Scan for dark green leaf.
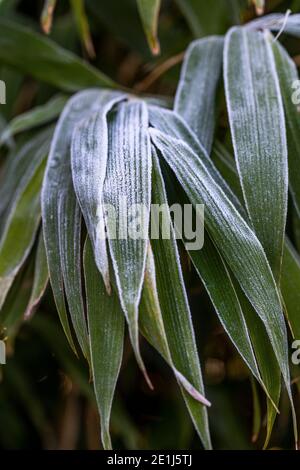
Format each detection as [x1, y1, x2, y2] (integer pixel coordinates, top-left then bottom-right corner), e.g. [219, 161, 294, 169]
[0, 19, 116, 92]
[136, 0, 161, 55]
[84, 237, 124, 450]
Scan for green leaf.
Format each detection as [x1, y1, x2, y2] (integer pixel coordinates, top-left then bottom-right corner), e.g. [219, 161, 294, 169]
[84, 237, 124, 450]
[272, 39, 300, 220]
[71, 91, 125, 293]
[147, 148, 211, 449]
[150, 129, 292, 409]
[0, 19, 116, 92]
[0, 95, 67, 146]
[140, 243, 211, 407]
[148, 106, 245, 217]
[149, 107, 275, 398]
[281, 238, 300, 340]
[250, 376, 262, 443]
[136, 0, 161, 55]
[0, 129, 53, 224]
[232, 279, 281, 448]
[57, 188, 89, 359]
[224, 27, 288, 283]
[70, 0, 95, 57]
[25, 229, 49, 319]
[174, 36, 224, 154]
[103, 100, 152, 387]
[41, 0, 57, 34]
[42, 90, 106, 355]
[174, 0, 239, 38]
[0, 143, 48, 310]
[208, 139, 286, 447]
[0, 257, 34, 337]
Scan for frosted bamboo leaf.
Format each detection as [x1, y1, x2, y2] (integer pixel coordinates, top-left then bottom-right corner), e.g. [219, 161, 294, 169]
[150, 128, 292, 410]
[71, 91, 126, 293]
[174, 36, 223, 154]
[103, 100, 152, 386]
[42, 89, 108, 355]
[224, 28, 288, 283]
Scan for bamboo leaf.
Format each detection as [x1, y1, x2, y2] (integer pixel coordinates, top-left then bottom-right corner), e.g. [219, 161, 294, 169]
[25, 229, 49, 319]
[42, 90, 106, 354]
[0, 141, 49, 310]
[207, 139, 287, 447]
[0, 95, 67, 147]
[140, 243, 211, 407]
[224, 27, 288, 283]
[174, 36, 223, 154]
[136, 0, 161, 55]
[148, 107, 277, 399]
[272, 39, 300, 220]
[103, 100, 152, 387]
[70, 0, 95, 58]
[71, 91, 126, 293]
[41, 0, 57, 34]
[0, 259, 34, 336]
[150, 129, 292, 412]
[0, 19, 116, 92]
[149, 106, 246, 217]
[0, 129, 53, 223]
[57, 187, 89, 359]
[84, 237, 124, 450]
[147, 148, 211, 449]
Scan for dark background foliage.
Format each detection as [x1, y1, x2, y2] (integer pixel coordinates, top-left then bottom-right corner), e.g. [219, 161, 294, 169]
[0, 0, 300, 450]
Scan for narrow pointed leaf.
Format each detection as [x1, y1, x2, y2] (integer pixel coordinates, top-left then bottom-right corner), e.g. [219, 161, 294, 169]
[103, 100, 152, 386]
[57, 188, 89, 359]
[70, 0, 95, 58]
[205, 139, 288, 445]
[158, 144, 277, 406]
[0, 19, 116, 92]
[150, 129, 292, 408]
[0, 129, 53, 221]
[25, 229, 49, 319]
[0, 95, 67, 146]
[224, 27, 288, 283]
[71, 91, 126, 293]
[146, 149, 211, 449]
[42, 90, 106, 354]
[174, 37, 223, 153]
[140, 244, 211, 407]
[235, 284, 281, 448]
[0, 142, 49, 310]
[84, 237, 124, 450]
[136, 0, 161, 55]
[41, 0, 57, 34]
